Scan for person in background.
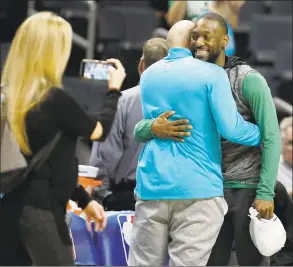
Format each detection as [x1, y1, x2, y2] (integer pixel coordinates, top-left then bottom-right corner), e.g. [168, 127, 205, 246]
[209, 0, 245, 30]
[167, 1, 211, 26]
[277, 116, 292, 198]
[129, 19, 262, 266]
[167, 0, 245, 28]
[134, 13, 281, 266]
[148, 0, 169, 29]
[89, 38, 169, 211]
[0, 11, 125, 266]
[206, 0, 246, 56]
[167, 0, 246, 56]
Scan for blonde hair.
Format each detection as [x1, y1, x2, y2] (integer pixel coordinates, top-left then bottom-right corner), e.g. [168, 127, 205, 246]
[1, 11, 73, 155]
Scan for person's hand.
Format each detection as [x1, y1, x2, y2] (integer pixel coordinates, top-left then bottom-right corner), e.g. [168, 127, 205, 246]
[106, 58, 126, 91]
[83, 200, 107, 232]
[253, 199, 274, 220]
[151, 111, 192, 142]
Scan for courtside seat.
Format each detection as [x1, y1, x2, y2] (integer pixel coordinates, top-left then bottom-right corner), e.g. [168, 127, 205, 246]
[93, 211, 134, 266]
[93, 211, 169, 266]
[70, 212, 99, 266]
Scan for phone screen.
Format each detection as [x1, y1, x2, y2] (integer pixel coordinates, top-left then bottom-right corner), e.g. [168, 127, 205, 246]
[80, 60, 113, 80]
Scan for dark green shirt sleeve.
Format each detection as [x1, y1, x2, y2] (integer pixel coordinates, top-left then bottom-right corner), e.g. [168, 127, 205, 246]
[242, 72, 281, 201]
[134, 119, 155, 143]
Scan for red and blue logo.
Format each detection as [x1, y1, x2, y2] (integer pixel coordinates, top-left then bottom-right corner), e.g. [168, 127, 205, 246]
[117, 214, 135, 264]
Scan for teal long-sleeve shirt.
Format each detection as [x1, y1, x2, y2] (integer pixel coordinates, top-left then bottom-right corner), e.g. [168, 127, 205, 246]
[135, 48, 261, 200]
[134, 71, 281, 201]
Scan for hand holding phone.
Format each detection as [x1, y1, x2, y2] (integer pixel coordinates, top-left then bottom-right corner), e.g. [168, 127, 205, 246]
[80, 59, 114, 81]
[106, 58, 126, 91]
[80, 58, 126, 91]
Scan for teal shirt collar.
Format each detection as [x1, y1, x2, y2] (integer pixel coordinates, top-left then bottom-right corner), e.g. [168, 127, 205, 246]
[165, 48, 193, 60]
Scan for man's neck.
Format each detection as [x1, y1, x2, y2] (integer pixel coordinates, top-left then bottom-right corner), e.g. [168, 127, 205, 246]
[215, 54, 226, 68]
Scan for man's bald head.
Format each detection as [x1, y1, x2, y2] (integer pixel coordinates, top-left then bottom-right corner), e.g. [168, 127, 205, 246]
[167, 20, 195, 49]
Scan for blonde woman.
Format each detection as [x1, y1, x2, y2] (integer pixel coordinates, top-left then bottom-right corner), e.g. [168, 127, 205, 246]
[0, 11, 125, 265]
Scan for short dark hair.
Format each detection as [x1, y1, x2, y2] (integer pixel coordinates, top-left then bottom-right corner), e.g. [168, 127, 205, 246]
[197, 12, 228, 35]
[143, 38, 169, 68]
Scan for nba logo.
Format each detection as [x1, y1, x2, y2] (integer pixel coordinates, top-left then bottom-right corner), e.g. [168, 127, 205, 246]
[118, 214, 134, 264]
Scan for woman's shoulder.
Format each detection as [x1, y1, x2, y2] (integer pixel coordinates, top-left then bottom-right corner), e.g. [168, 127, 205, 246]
[35, 87, 78, 116]
[45, 87, 71, 100]
[42, 87, 77, 107]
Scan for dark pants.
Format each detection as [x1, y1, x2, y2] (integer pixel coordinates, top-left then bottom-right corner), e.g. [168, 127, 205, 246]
[207, 188, 269, 266]
[103, 180, 136, 211]
[0, 197, 73, 266]
[270, 181, 293, 266]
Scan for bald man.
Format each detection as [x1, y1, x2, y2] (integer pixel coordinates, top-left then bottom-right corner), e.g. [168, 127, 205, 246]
[128, 21, 261, 266]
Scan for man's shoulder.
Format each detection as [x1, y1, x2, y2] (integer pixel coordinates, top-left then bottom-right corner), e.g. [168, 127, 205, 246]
[228, 63, 260, 78]
[227, 63, 266, 85]
[240, 67, 268, 90]
[121, 85, 140, 99]
[119, 86, 141, 106]
[118, 86, 142, 127]
[178, 57, 223, 74]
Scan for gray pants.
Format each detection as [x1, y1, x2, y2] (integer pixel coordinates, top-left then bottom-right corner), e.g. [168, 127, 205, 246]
[128, 197, 228, 266]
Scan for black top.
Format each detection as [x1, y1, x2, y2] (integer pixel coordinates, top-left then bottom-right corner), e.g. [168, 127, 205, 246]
[18, 88, 121, 211]
[272, 181, 293, 266]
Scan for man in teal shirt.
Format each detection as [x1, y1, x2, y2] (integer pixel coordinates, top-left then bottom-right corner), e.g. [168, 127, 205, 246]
[134, 13, 281, 266]
[128, 19, 261, 266]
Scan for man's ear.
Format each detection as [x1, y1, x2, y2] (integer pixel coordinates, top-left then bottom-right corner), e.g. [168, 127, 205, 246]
[222, 35, 229, 50]
[138, 57, 144, 76]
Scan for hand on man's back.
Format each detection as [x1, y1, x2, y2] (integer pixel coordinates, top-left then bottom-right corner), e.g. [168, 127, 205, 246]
[151, 111, 192, 142]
